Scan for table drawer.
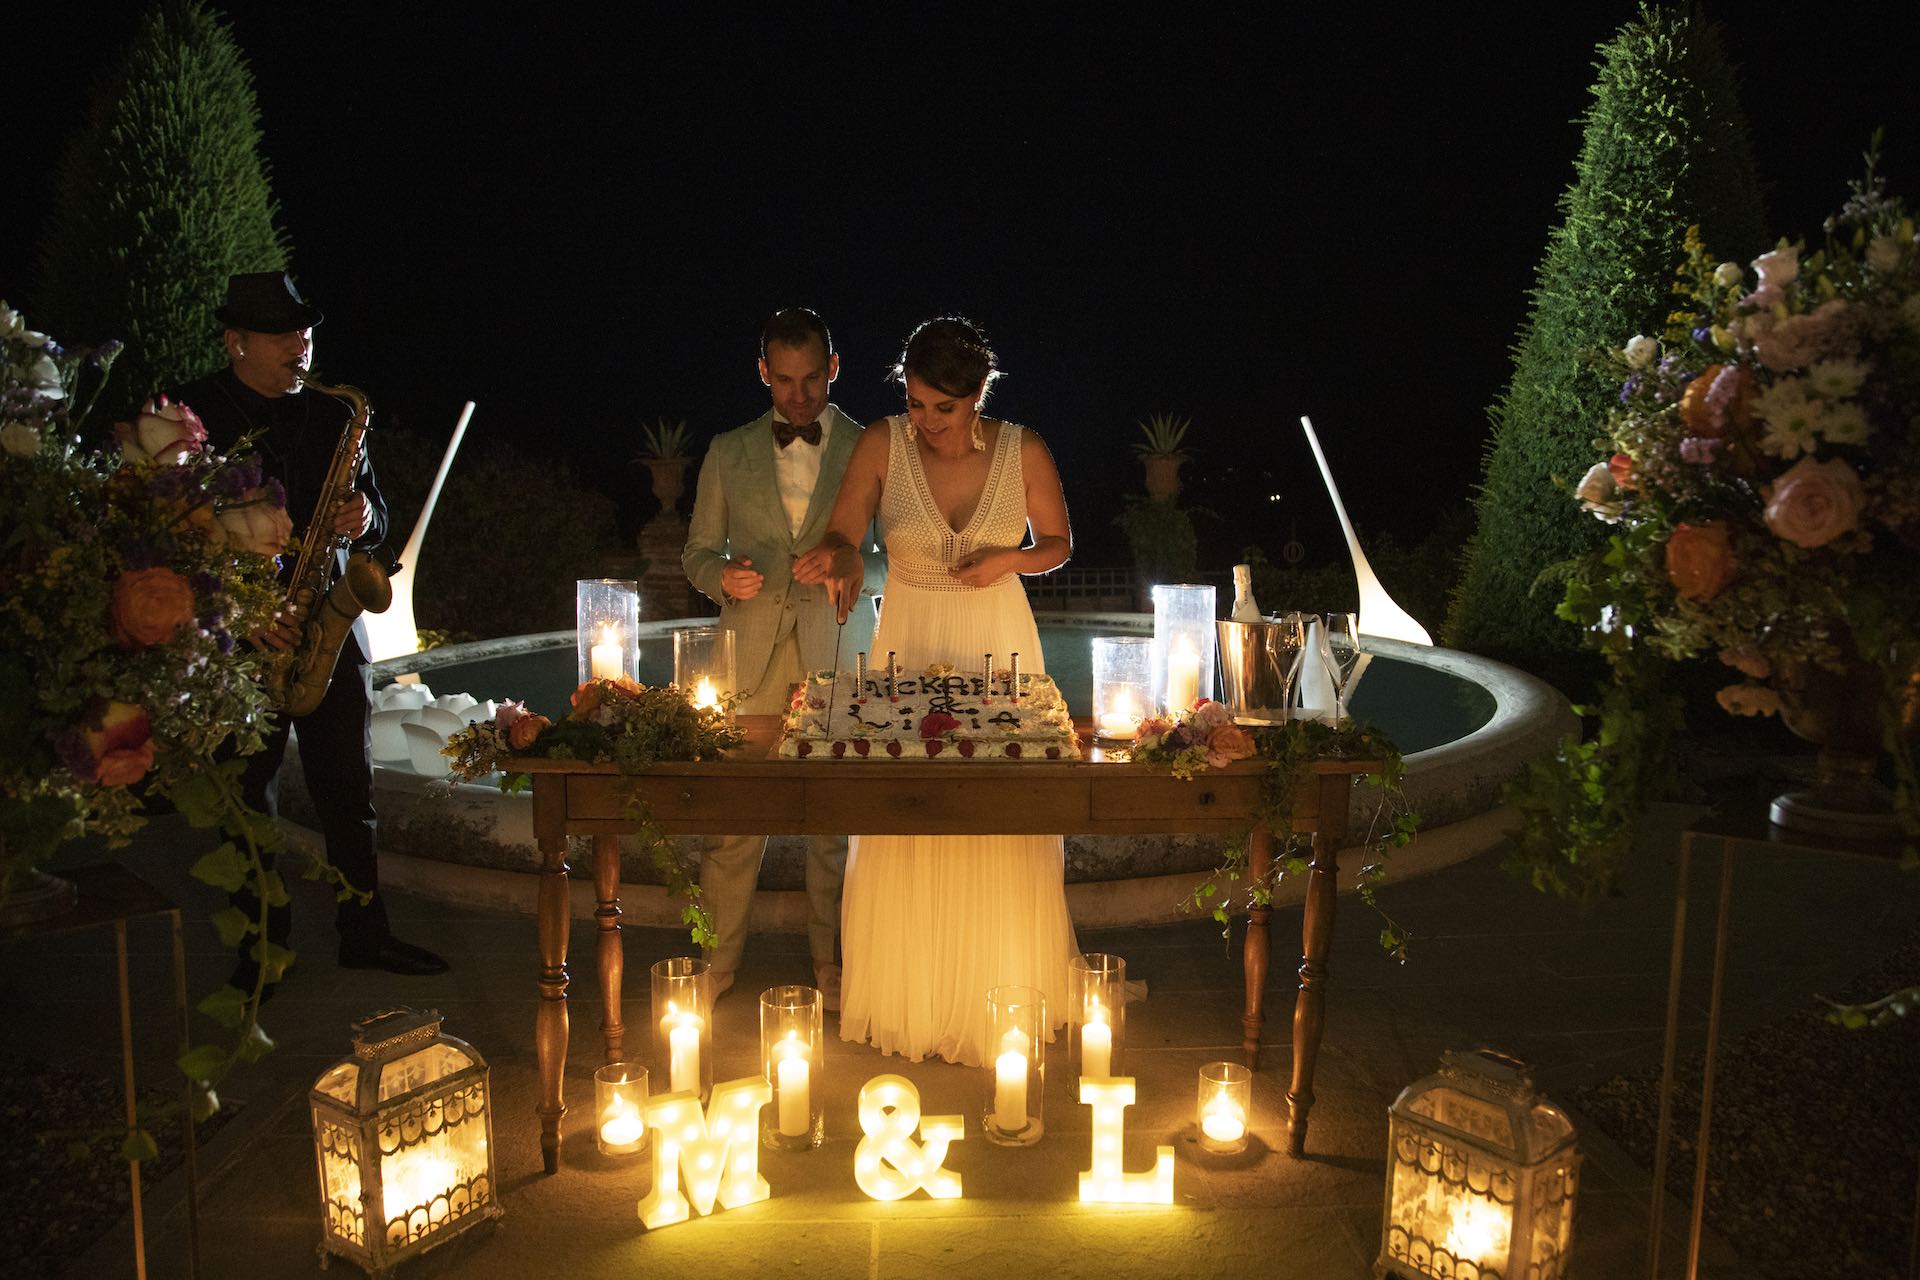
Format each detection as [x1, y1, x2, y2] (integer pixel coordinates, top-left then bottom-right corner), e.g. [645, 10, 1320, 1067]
[1088, 773, 1261, 823]
[813, 778, 1092, 834]
[567, 775, 805, 824]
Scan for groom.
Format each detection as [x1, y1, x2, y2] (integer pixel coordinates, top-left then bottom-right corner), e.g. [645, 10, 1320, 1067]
[682, 307, 884, 1007]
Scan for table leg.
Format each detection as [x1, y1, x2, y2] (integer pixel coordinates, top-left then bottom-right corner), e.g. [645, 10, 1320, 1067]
[594, 835, 626, 1064]
[1241, 825, 1273, 1068]
[1287, 773, 1346, 1158]
[535, 796, 572, 1174]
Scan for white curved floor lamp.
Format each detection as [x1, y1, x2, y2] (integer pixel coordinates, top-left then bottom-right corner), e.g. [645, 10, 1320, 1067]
[1299, 414, 1433, 646]
[363, 400, 475, 662]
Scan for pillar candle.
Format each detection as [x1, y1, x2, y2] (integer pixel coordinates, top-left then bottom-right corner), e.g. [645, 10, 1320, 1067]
[1200, 1092, 1245, 1144]
[601, 1098, 645, 1148]
[1097, 688, 1141, 740]
[776, 1035, 811, 1138]
[590, 623, 623, 681]
[1165, 642, 1200, 713]
[668, 1011, 701, 1095]
[993, 1028, 1029, 1131]
[1082, 1001, 1113, 1078]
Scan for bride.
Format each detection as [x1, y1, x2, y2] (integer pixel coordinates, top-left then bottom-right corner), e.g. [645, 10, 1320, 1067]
[801, 316, 1077, 1067]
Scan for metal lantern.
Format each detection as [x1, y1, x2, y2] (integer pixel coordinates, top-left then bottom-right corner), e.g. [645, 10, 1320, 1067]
[673, 625, 737, 718]
[310, 1008, 501, 1278]
[576, 578, 639, 686]
[1376, 1050, 1580, 1280]
[1151, 583, 1216, 713]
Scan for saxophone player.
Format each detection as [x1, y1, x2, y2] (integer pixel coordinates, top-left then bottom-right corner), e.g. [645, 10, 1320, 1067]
[172, 272, 448, 991]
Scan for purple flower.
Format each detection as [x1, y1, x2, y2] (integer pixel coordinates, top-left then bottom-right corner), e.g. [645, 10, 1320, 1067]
[90, 339, 124, 367]
[1692, 326, 1712, 345]
[213, 629, 235, 655]
[146, 467, 196, 500]
[263, 477, 286, 508]
[210, 457, 263, 501]
[1619, 375, 1643, 404]
[1679, 437, 1721, 464]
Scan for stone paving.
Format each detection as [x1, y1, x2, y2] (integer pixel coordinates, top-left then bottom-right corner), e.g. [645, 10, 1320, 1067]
[11, 802, 1918, 1279]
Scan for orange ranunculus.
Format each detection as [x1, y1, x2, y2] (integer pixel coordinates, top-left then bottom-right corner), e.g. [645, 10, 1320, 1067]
[507, 713, 552, 751]
[1665, 521, 1737, 601]
[84, 702, 156, 786]
[1205, 724, 1257, 768]
[1607, 452, 1634, 490]
[1678, 364, 1752, 438]
[110, 566, 197, 648]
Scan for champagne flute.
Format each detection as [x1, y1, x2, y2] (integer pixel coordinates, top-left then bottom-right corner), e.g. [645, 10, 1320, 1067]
[1322, 612, 1362, 722]
[1270, 611, 1308, 720]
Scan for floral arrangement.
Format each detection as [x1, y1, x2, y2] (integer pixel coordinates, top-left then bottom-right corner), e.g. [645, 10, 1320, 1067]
[1515, 149, 1920, 898]
[442, 677, 745, 947]
[1133, 699, 1418, 958]
[1, 301, 309, 1136]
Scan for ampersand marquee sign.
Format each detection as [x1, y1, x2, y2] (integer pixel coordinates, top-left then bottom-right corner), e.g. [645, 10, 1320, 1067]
[853, 1074, 965, 1201]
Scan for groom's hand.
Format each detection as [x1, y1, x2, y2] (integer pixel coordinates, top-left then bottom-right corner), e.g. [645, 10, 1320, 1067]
[721, 557, 764, 601]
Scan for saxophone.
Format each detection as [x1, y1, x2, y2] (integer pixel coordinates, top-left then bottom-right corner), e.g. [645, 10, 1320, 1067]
[261, 371, 393, 717]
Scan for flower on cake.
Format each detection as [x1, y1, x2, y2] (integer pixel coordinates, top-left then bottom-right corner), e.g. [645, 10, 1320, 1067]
[918, 711, 960, 739]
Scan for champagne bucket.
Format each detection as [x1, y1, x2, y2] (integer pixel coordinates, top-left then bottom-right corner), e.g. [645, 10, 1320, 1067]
[1216, 617, 1305, 726]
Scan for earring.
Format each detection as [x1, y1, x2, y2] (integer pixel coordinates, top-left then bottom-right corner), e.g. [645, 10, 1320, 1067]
[969, 413, 985, 452]
[904, 417, 916, 444]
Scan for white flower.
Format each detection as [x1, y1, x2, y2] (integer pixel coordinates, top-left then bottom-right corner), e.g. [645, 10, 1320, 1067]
[25, 354, 63, 398]
[1866, 235, 1904, 273]
[1, 421, 41, 457]
[1805, 359, 1868, 399]
[1816, 401, 1870, 446]
[1751, 378, 1819, 459]
[0, 303, 22, 339]
[1714, 261, 1745, 288]
[1623, 335, 1659, 369]
[1574, 462, 1622, 522]
[19, 329, 50, 348]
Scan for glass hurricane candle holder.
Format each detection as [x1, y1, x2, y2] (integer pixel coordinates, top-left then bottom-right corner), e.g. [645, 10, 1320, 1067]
[1151, 583, 1216, 713]
[650, 957, 713, 1102]
[673, 625, 737, 719]
[983, 985, 1045, 1146]
[577, 578, 639, 686]
[595, 1063, 649, 1157]
[760, 985, 825, 1150]
[1197, 1061, 1251, 1155]
[1067, 953, 1125, 1078]
[1091, 637, 1153, 741]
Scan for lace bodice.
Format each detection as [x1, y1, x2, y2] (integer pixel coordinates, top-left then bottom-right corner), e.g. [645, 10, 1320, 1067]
[878, 415, 1028, 591]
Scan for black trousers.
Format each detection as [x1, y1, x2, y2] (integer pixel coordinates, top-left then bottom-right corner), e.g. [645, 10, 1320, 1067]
[232, 629, 389, 957]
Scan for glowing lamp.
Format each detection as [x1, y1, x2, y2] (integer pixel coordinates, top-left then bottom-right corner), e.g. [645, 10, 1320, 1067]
[1196, 1061, 1250, 1155]
[636, 1077, 772, 1229]
[1377, 1050, 1581, 1280]
[673, 625, 736, 721]
[595, 1063, 648, 1157]
[1077, 1076, 1174, 1205]
[853, 1074, 964, 1201]
[1151, 584, 1216, 713]
[309, 1008, 500, 1276]
[983, 986, 1045, 1146]
[576, 578, 639, 685]
[1091, 636, 1152, 741]
[1068, 953, 1125, 1079]
[651, 957, 713, 1102]
[760, 985, 824, 1150]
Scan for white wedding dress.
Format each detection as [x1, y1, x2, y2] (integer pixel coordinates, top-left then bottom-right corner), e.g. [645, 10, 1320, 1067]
[839, 416, 1078, 1067]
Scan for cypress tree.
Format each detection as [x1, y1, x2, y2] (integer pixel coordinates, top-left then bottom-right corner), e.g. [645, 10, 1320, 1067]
[1444, 5, 1764, 680]
[33, 0, 288, 416]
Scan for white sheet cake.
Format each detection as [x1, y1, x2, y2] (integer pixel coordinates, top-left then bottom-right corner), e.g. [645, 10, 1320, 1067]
[778, 668, 1082, 760]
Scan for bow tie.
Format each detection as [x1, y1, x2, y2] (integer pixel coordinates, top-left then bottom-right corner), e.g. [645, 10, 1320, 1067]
[774, 419, 822, 449]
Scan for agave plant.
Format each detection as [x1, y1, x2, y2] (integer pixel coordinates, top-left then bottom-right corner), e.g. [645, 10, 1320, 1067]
[632, 417, 692, 461]
[1132, 413, 1192, 459]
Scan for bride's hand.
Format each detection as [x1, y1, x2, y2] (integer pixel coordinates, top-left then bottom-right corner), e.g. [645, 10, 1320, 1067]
[950, 547, 1016, 588]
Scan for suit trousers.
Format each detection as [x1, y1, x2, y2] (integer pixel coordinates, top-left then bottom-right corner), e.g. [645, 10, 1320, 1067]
[231, 634, 389, 960]
[701, 627, 846, 972]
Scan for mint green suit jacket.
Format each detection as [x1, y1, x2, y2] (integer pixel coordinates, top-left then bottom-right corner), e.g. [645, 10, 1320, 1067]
[681, 406, 885, 701]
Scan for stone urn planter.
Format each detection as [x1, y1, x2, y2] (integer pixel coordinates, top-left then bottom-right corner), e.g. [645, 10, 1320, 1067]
[1772, 652, 1920, 845]
[1142, 454, 1184, 500]
[641, 455, 689, 511]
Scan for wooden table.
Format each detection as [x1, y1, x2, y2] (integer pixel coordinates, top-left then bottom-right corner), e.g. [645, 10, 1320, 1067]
[512, 715, 1378, 1172]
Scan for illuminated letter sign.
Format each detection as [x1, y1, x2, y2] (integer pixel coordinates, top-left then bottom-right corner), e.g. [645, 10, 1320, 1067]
[637, 1076, 773, 1229]
[1078, 1077, 1174, 1204]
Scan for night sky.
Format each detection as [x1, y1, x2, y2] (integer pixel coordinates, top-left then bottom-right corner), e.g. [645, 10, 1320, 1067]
[10, 3, 1917, 563]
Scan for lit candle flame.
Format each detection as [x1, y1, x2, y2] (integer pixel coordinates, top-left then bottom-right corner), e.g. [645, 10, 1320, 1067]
[693, 676, 719, 709]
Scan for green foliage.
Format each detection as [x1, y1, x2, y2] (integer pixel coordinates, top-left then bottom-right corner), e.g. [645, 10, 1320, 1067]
[1132, 413, 1192, 459]
[375, 427, 619, 638]
[34, 0, 289, 416]
[1115, 497, 1197, 586]
[1446, 3, 1764, 673]
[633, 418, 692, 460]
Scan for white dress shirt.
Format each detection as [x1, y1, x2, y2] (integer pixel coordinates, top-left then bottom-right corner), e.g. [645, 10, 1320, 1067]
[771, 412, 832, 538]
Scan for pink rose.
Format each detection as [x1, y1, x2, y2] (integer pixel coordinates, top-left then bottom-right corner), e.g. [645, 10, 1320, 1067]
[1191, 699, 1233, 732]
[110, 566, 196, 648]
[1763, 456, 1864, 549]
[1664, 522, 1736, 602]
[1718, 647, 1772, 680]
[216, 489, 294, 556]
[495, 699, 530, 733]
[507, 713, 551, 751]
[1744, 245, 1800, 310]
[1204, 724, 1256, 768]
[113, 396, 207, 465]
[1749, 300, 1848, 372]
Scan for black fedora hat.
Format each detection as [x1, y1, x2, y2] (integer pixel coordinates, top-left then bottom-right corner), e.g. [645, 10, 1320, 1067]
[215, 271, 324, 332]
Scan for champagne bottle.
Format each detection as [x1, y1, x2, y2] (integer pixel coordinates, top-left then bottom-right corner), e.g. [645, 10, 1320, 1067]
[1229, 564, 1262, 624]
